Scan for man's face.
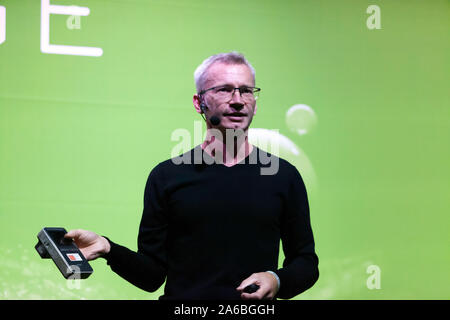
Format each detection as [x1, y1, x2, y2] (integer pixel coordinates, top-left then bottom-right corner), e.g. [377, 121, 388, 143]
[196, 63, 257, 132]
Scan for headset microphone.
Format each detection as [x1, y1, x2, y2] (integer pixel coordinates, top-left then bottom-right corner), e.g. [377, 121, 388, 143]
[200, 102, 221, 126]
[200, 102, 207, 114]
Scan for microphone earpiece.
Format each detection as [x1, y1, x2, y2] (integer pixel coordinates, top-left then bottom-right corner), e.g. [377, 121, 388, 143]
[199, 101, 221, 126]
[200, 102, 207, 114]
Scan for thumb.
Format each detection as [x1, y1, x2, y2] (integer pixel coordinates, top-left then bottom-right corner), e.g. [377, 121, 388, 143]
[65, 229, 83, 239]
[237, 278, 256, 291]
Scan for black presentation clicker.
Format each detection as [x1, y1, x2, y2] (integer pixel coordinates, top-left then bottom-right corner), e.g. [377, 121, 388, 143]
[35, 227, 93, 279]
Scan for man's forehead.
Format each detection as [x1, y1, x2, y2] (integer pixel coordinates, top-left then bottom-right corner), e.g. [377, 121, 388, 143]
[204, 63, 254, 86]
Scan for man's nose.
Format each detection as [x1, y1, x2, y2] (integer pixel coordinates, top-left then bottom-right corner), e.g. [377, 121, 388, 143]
[229, 89, 244, 107]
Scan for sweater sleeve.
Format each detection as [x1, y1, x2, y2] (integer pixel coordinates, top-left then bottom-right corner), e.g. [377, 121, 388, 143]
[102, 165, 168, 292]
[275, 165, 319, 299]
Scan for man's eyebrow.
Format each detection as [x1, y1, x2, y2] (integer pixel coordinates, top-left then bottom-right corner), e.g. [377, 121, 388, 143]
[217, 83, 253, 88]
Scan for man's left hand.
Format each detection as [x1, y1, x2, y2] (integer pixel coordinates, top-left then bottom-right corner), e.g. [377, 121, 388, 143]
[236, 272, 279, 300]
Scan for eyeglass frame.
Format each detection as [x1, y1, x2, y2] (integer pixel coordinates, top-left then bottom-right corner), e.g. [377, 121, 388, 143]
[198, 85, 261, 101]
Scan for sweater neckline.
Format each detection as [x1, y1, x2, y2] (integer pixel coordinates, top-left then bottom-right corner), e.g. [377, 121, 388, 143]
[197, 144, 257, 168]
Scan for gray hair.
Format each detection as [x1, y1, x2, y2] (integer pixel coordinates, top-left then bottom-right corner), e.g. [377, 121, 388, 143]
[194, 52, 256, 93]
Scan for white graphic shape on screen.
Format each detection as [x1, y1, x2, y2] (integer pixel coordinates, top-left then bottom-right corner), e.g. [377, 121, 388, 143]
[249, 104, 318, 197]
[286, 104, 317, 136]
[67, 14, 81, 30]
[366, 264, 381, 289]
[40, 0, 103, 56]
[366, 5, 381, 30]
[0, 6, 5, 45]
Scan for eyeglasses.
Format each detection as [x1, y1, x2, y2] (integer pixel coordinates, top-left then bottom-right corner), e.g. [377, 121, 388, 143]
[199, 85, 261, 102]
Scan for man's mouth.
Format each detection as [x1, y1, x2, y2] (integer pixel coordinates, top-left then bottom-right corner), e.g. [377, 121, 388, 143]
[223, 112, 247, 122]
[223, 112, 246, 117]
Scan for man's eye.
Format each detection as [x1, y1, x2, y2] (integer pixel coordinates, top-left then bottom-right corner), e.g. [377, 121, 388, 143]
[220, 86, 234, 92]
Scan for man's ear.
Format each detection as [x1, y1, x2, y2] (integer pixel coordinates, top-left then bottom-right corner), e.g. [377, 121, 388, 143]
[193, 94, 203, 114]
[253, 103, 257, 116]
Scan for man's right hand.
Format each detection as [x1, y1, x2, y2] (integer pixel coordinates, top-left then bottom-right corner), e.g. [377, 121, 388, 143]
[64, 229, 111, 261]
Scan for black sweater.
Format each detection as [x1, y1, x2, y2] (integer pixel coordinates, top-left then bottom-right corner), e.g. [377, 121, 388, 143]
[103, 146, 319, 300]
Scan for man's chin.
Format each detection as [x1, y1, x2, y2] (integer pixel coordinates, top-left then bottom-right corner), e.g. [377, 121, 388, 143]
[219, 126, 250, 138]
[220, 123, 248, 132]
[221, 118, 252, 131]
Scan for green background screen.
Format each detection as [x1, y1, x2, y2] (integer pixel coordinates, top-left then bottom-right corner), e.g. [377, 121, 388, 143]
[0, 0, 449, 299]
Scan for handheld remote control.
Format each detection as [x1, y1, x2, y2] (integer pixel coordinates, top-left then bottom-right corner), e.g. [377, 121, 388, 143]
[243, 283, 260, 294]
[35, 227, 93, 279]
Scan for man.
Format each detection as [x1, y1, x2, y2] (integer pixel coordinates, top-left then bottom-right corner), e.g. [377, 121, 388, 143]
[66, 52, 319, 300]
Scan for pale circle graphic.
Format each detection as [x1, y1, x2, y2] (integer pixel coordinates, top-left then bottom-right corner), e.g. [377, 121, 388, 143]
[249, 103, 318, 197]
[248, 128, 318, 197]
[286, 104, 317, 136]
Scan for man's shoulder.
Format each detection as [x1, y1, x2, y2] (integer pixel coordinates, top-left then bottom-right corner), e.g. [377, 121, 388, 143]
[149, 147, 199, 175]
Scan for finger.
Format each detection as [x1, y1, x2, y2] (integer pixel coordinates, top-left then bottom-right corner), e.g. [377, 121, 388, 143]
[78, 247, 89, 258]
[236, 278, 256, 292]
[79, 247, 95, 261]
[242, 282, 273, 300]
[240, 288, 266, 300]
[240, 292, 257, 300]
[65, 229, 84, 239]
[262, 290, 275, 300]
[236, 274, 259, 291]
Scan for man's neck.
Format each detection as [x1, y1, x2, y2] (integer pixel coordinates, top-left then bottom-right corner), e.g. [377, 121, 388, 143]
[201, 129, 253, 167]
